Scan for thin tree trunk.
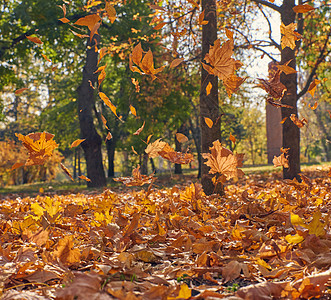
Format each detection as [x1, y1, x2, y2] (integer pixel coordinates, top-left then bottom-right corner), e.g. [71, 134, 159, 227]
[141, 152, 148, 175]
[77, 33, 106, 188]
[280, 0, 300, 180]
[106, 137, 116, 177]
[73, 148, 77, 179]
[174, 124, 184, 174]
[200, 0, 222, 195]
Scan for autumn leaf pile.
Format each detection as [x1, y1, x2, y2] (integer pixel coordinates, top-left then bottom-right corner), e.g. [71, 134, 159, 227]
[1, 169, 330, 300]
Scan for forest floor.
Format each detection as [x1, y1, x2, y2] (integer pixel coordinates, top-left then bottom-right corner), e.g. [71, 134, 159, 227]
[0, 163, 330, 299]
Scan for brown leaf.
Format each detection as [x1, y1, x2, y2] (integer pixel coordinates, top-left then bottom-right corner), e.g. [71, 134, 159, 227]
[60, 163, 74, 181]
[133, 121, 145, 135]
[257, 70, 287, 99]
[105, 2, 116, 23]
[106, 132, 112, 141]
[273, 153, 289, 168]
[170, 58, 183, 68]
[224, 74, 246, 97]
[113, 165, 155, 187]
[229, 133, 236, 145]
[74, 14, 101, 31]
[308, 79, 321, 97]
[26, 35, 43, 44]
[15, 87, 29, 95]
[202, 140, 244, 181]
[236, 281, 287, 300]
[70, 139, 86, 148]
[53, 236, 81, 266]
[203, 39, 242, 81]
[198, 10, 209, 25]
[159, 144, 194, 164]
[293, 4, 315, 13]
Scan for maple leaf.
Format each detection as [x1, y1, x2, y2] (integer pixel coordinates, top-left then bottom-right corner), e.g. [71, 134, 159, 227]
[53, 236, 81, 266]
[224, 74, 246, 97]
[129, 43, 165, 80]
[15, 132, 58, 166]
[113, 165, 155, 186]
[280, 22, 302, 50]
[74, 14, 101, 31]
[203, 39, 242, 81]
[105, 2, 116, 23]
[257, 70, 287, 99]
[273, 153, 289, 168]
[145, 138, 167, 158]
[202, 140, 244, 181]
[158, 144, 194, 164]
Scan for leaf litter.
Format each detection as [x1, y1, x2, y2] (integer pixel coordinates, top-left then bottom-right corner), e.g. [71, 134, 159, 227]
[0, 167, 330, 299]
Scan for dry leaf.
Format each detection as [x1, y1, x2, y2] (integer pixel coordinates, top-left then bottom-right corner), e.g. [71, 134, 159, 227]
[159, 144, 194, 164]
[99, 92, 118, 117]
[308, 101, 318, 110]
[74, 14, 101, 31]
[257, 70, 287, 99]
[59, 17, 70, 23]
[308, 79, 321, 97]
[170, 58, 183, 68]
[198, 10, 209, 25]
[280, 22, 302, 50]
[78, 175, 91, 182]
[106, 132, 112, 140]
[70, 139, 86, 148]
[26, 35, 43, 44]
[134, 121, 145, 135]
[224, 74, 246, 97]
[273, 153, 289, 168]
[105, 2, 116, 23]
[206, 82, 212, 96]
[176, 133, 188, 143]
[145, 138, 167, 158]
[293, 4, 315, 13]
[60, 163, 74, 181]
[290, 114, 308, 128]
[229, 133, 236, 145]
[15, 87, 29, 95]
[114, 165, 155, 186]
[130, 105, 137, 117]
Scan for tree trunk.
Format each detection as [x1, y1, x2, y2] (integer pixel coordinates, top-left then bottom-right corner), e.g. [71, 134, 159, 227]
[280, 0, 301, 180]
[174, 124, 184, 174]
[106, 137, 116, 177]
[77, 33, 106, 188]
[188, 117, 202, 178]
[200, 0, 222, 195]
[141, 152, 148, 175]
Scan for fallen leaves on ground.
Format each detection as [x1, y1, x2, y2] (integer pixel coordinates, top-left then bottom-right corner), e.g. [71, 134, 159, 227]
[0, 168, 330, 299]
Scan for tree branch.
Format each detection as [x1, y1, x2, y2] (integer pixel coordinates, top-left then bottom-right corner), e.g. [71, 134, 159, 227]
[298, 32, 331, 99]
[251, 0, 281, 13]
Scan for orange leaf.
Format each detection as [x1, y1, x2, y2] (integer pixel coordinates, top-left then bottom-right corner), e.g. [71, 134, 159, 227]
[280, 117, 288, 124]
[106, 132, 112, 141]
[15, 87, 29, 95]
[70, 139, 86, 148]
[293, 4, 315, 13]
[224, 74, 246, 97]
[280, 22, 302, 50]
[114, 165, 155, 186]
[225, 28, 234, 39]
[131, 146, 138, 155]
[74, 14, 101, 31]
[26, 35, 43, 44]
[59, 17, 70, 23]
[229, 133, 236, 145]
[308, 101, 318, 110]
[105, 2, 116, 23]
[198, 10, 209, 25]
[176, 133, 188, 143]
[11, 162, 25, 170]
[204, 117, 213, 128]
[206, 82, 212, 96]
[78, 175, 91, 182]
[308, 79, 321, 97]
[290, 114, 308, 128]
[42, 54, 52, 62]
[145, 139, 167, 158]
[130, 105, 137, 117]
[276, 64, 297, 75]
[101, 114, 109, 129]
[53, 236, 81, 266]
[153, 22, 167, 30]
[159, 144, 194, 164]
[60, 163, 74, 181]
[273, 153, 289, 168]
[99, 92, 118, 117]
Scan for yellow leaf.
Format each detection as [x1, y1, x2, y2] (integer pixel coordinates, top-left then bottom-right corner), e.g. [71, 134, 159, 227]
[307, 211, 325, 237]
[290, 212, 306, 227]
[168, 283, 191, 299]
[53, 236, 81, 266]
[131, 146, 138, 155]
[285, 233, 304, 244]
[74, 14, 101, 31]
[130, 105, 137, 117]
[70, 139, 86, 148]
[204, 117, 213, 128]
[145, 139, 167, 158]
[78, 175, 91, 182]
[206, 82, 212, 95]
[308, 79, 321, 97]
[31, 203, 45, 219]
[99, 92, 118, 117]
[280, 22, 302, 50]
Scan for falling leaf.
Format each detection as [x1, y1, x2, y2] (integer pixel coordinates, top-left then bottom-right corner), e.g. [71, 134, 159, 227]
[74, 14, 101, 31]
[290, 114, 308, 128]
[280, 22, 302, 50]
[114, 165, 155, 186]
[204, 117, 213, 128]
[153, 22, 167, 30]
[78, 175, 91, 182]
[280, 117, 288, 124]
[145, 139, 167, 158]
[158, 144, 194, 164]
[225, 28, 234, 39]
[293, 4, 315, 13]
[106, 132, 112, 140]
[53, 236, 81, 266]
[11, 162, 25, 170]
[203, 39, 242, 81]
[176, 133, 188, 143]
[89, 21, 100, 42]
[202, 140, 244, 182]
[105, 2, 116, 23]
[16, 132, 58, 166]
[71, 30, 89, 39]
[229, 133, 236, 145]
[99, 92, 118, 117]
[257, 70, 287, 99]
[170, 58, 183, 68]
[134, 121, 145, 135]
[59, 17, 70, 23]
[206, 82, 212, 95]
[60, 163, 74, 181]
[130, 105, 137, 117]
[131, 146, 138, 155]
[26, 35, 43, 44]
[224, 74, 246, 97]
[42, 54, 52, 62]
[273, 153, 289, 168]
[198, 10, 209, 25]
[101, 114, 109, 129]
[131, 78, 140, 92]
[276, 64, 297, 75]
[70, 139, 86, 148]
[308, 79, 321, 97]
[308, 101, 318, 110]
[15, 87, 29, 95]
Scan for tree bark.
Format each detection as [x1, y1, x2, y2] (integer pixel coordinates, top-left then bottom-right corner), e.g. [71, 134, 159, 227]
[174, 124, 184, 174]
[200, 0, 222, 195]
[77, 33, 106, 188]
[106, 137, 116, 177]
[280, 0, 301, 180]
